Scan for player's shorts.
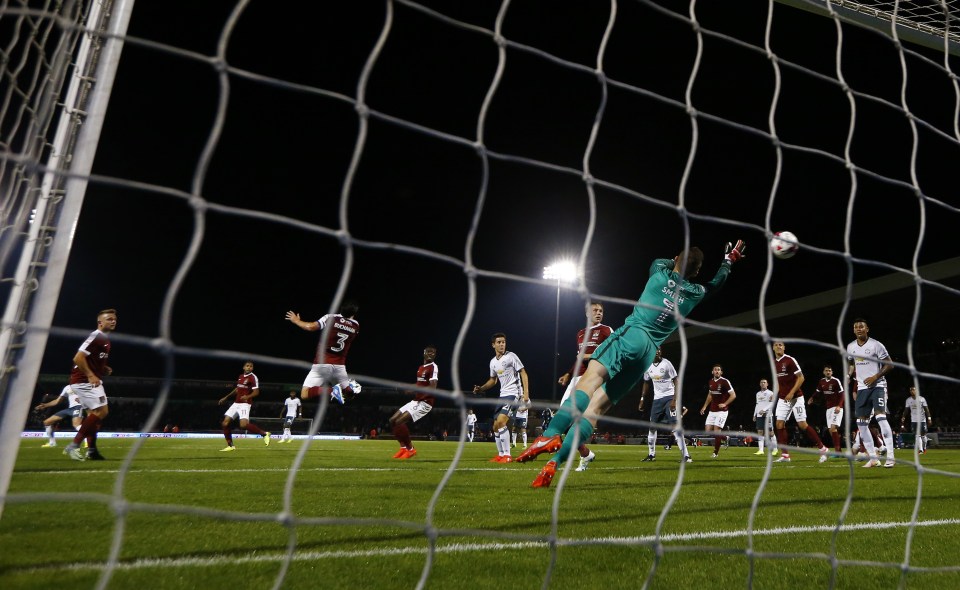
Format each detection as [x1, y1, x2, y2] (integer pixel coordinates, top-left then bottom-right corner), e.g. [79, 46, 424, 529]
[774, 395, 808, 423]
[754, 413, 771, 433]
[70, 382, 108, 411]
[493, 395, 518, 421]
[398, 400, 433, 422]
[302, 363, 349, 389]
[906, 420, 928, 435]
[705, 410, 728, 428]
[591, 325, 658, 405]
[650, 396, 677, 425]
[283, 415, 296, 428]
[854, 385, 887, 417]
[224, 402, 252, 421]
[53, 405, 83, 421]
[825, 407, 844, 428]
[514, 416, 528, 429]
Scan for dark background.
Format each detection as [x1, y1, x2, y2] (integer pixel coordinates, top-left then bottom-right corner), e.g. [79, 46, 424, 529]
[35, 0, 960, 432]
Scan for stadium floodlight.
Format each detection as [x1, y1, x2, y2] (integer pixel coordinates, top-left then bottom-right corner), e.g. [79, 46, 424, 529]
[543, 260, 578, 400]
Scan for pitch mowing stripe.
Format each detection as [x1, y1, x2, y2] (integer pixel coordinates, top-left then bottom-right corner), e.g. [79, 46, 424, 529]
[14, 518, 960, 574]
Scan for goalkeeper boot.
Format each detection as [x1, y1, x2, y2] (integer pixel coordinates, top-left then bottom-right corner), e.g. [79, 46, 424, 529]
[515, 435, 562, 463]
[575, 450, 595, 472]
[531, 461, 557, 488]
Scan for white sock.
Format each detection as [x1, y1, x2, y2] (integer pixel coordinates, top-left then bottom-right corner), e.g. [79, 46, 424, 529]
[498, 428, 511, 455]
[876, 417, 894, 458]
[511, 432, 517, 445]
[648, 430, 657, 455]
[857, 422, 876, 456]
[758, 437, 765, 452]
[522, 431, 527, 445]
[674, 431, 688, 455]
[45, 425, 54, 443]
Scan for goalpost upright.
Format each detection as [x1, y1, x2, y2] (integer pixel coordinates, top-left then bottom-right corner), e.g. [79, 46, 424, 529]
[0, 0, 135, 518]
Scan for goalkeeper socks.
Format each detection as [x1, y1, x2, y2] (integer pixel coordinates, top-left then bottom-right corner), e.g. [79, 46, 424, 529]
[544, 390, 590, 438]
[553, 418, 594, 467]
[223, 425, 233, 445]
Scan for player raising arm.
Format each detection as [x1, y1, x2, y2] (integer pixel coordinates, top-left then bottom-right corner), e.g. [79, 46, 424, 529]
[517, 241, 745, 488]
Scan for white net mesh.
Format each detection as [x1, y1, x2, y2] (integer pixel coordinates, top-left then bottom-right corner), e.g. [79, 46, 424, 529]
[3, 0, 960, 588]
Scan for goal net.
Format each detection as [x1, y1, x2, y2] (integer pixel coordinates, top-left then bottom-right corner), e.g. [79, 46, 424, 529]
[2, 0, 959, 588]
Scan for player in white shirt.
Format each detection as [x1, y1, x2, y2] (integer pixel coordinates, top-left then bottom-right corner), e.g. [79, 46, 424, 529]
[638, 349, 691, 463]
[279, 390, 302, 443]
[847, 318, 895, 468]
[752, 379, 776, 455]
[901, 386, 932, 453]
[512, 400, 530, 448]
[466, 409, 478, 442]
[34, 385, 84, 447]
[473, 333, 530, 462]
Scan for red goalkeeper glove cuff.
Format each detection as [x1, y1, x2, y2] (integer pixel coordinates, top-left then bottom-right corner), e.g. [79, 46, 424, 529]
[724, 239, 746, 264]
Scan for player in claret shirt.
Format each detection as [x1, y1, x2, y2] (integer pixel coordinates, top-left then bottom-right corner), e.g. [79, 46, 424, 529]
[810, 364, 845, 455]
[389, 345, 439, 460]
[63, 308, 118, 462]
[218, 361, 271, 451]
[771, 341, 829, 464]
[286, 300, 360, 404]
[699, 364, 736, 458]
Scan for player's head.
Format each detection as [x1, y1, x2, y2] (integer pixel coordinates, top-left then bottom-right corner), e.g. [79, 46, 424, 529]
[423, 345, 437, 362]
[491, 333, 507, 354]
[909, 386, 917, 397]
[759, 378, 768, 389]
[654, 347, 662, 362]
[289, 389, 297, 398]
[242, 361, 254, 374]
[711, 364, 722, 377]
[97, 308, 118, 332]
[340, 300, 359, 318]
[674, 247, 704, 278]
[823, 364, 833, 377]
[852, 317, 870, 340]
[772, 341, 785, 358]
[587, 301, 604, 323]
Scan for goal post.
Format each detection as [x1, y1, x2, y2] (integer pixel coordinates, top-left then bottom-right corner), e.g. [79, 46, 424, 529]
[0, 0, 135, 518]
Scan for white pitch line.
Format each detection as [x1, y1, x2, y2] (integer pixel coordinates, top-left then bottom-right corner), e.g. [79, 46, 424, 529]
[14, 518, 960, 575]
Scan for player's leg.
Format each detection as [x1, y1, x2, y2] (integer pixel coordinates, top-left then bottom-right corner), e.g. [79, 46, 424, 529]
[66, 385, 107, 460]
[42, 414, 61, 446]
[390, 405, 415, 458]
[774, 399, 793, 460]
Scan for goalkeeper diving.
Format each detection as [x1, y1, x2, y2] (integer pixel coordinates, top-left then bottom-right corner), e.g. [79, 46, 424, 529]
[517, 240, 746, 487]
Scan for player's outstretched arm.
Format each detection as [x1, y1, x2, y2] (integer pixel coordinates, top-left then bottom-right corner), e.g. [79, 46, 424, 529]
[285, 311, 319, 331]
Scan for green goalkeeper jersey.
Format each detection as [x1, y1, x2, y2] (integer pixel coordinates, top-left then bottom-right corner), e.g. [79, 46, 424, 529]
[626, 258, 731, 345]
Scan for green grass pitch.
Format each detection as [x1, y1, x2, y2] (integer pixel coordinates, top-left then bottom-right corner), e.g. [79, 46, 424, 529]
[2, 438, 959, 589]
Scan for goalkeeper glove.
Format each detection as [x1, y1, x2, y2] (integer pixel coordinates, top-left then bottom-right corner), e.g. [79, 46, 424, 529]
[724, 240, 746, 264]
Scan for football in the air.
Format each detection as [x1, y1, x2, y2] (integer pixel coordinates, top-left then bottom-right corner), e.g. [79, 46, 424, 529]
[770, 231, 799, 259]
